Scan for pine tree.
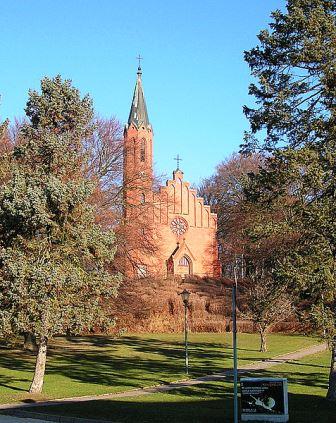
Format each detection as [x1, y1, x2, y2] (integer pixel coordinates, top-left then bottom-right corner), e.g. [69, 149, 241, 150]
[243, 0, 336, 152]
[243, 1, 336, 399]
[0, 76, 120, 394]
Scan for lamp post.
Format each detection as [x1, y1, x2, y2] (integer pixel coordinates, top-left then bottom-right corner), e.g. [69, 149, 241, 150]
[179, 288, 190, 375]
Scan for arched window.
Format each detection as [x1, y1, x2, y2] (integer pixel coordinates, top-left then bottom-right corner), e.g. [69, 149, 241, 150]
[178, 255, 192, 275]
[140, 193, 145, 204]
[179, 256, 190, 267]
[137, 264, 147, 278]
[140, 139, 146, 162]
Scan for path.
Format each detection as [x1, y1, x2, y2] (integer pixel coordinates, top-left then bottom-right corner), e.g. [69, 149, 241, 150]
[0, 417, 48, 423]
[0, 342, 327, 414]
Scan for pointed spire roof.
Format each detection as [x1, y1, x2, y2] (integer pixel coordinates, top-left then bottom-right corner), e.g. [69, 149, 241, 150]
[128, 65, 150, 128]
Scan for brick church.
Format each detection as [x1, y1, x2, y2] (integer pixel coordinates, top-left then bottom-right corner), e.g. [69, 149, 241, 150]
[123, 65, 220, 279]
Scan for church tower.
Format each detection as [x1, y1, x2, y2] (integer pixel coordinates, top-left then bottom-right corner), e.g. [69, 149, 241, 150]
[123, 65, 153, 217]
[122, 63, 220, 279]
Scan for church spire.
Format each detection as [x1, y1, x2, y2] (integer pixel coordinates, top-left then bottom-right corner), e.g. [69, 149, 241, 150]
[128, 62, 150, 128]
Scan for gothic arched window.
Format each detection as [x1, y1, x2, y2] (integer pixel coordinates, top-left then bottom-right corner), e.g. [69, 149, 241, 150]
[140, 139, 146, 162]
[137, 264, 147, 278]
[140, 193, 145, 204]
[178, 255, 192, 275]
[179, 256, 190, 267]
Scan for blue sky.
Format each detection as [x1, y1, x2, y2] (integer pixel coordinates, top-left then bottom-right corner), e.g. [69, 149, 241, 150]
[0, 0, 285, 185]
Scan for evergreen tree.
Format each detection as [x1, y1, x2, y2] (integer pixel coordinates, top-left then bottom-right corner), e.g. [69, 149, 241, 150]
[0, 76, 120, 393]
[243, 0, 336, 152]
[243, 0, 336, 399]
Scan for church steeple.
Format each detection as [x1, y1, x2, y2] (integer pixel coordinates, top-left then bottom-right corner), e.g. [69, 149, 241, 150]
[127, 65, 150, 128]
[123, 62, 154, 219]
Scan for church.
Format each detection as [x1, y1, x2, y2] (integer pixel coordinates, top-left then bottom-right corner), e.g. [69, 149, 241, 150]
[123, 65, 220, 279]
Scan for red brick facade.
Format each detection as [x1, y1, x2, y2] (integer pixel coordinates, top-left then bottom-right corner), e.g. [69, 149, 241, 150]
[123, 67, 220, 278]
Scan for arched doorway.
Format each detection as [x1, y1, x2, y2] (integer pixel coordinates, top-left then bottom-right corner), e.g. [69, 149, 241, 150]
[178, 255, 192, 275]
[167, 256, 174, 275]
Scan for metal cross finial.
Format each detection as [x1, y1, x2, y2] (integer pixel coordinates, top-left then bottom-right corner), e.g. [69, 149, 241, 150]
[174, 154, 183, 170]
[136, 54, 143, 69]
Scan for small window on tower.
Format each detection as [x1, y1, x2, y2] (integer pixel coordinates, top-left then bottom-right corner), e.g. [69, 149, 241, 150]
[140, 193, 145, 204]
[140, 139, 146, 162]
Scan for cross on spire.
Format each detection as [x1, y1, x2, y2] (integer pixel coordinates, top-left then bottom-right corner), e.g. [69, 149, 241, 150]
[174, 154, 183, 170]
[128, 55, 149, 127]
[136, 54, 143, 69]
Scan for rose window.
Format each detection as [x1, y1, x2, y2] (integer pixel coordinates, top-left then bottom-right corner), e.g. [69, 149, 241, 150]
[170, 217, 188, 236]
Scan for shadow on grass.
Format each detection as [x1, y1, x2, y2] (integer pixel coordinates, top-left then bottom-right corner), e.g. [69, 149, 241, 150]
[1, 383, 232, 423]
[0, 376, 29, 392]
[245, 363, 329, 391]
[3, 388, 336, 423]
[0, 335, 327, 397]
[0, 335, 333, 422]
[0, 336, 229, 393]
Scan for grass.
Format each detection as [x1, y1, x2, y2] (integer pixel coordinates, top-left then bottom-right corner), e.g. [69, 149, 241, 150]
[0, 332, 318, 405]
[29, 350, 335, 423]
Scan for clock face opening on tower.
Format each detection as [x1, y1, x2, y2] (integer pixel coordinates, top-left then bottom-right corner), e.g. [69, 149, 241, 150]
[170, 216, 188, 236]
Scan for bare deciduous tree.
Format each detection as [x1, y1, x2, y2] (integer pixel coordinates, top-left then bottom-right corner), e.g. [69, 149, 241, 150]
[243, 270, 294, 352]
[84, 117, 165, 278]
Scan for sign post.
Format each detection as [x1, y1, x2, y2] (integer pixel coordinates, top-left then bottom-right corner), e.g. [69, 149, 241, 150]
[232, 271, 238, 423]
[240, 378, 289, 422]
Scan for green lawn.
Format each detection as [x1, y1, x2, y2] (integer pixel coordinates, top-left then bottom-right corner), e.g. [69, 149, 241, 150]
[0, 333, 319, 406]
[29, 350, 335, 423]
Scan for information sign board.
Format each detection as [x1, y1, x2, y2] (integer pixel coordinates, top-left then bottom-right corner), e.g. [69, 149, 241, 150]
[240, 378, 289, 422]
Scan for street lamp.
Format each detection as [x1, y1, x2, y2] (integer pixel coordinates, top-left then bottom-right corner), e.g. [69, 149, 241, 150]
[179, 289, 190, 375]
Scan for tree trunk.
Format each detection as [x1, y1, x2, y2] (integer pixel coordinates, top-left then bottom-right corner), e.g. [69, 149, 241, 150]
[259, 328, 267, 352]
[327, 339, 336, 400]
[23, 332, 37, 352]
[29, 336, 48, 394]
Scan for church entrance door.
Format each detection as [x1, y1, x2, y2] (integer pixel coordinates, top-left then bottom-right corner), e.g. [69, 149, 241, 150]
[179, 255, 192, 275]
